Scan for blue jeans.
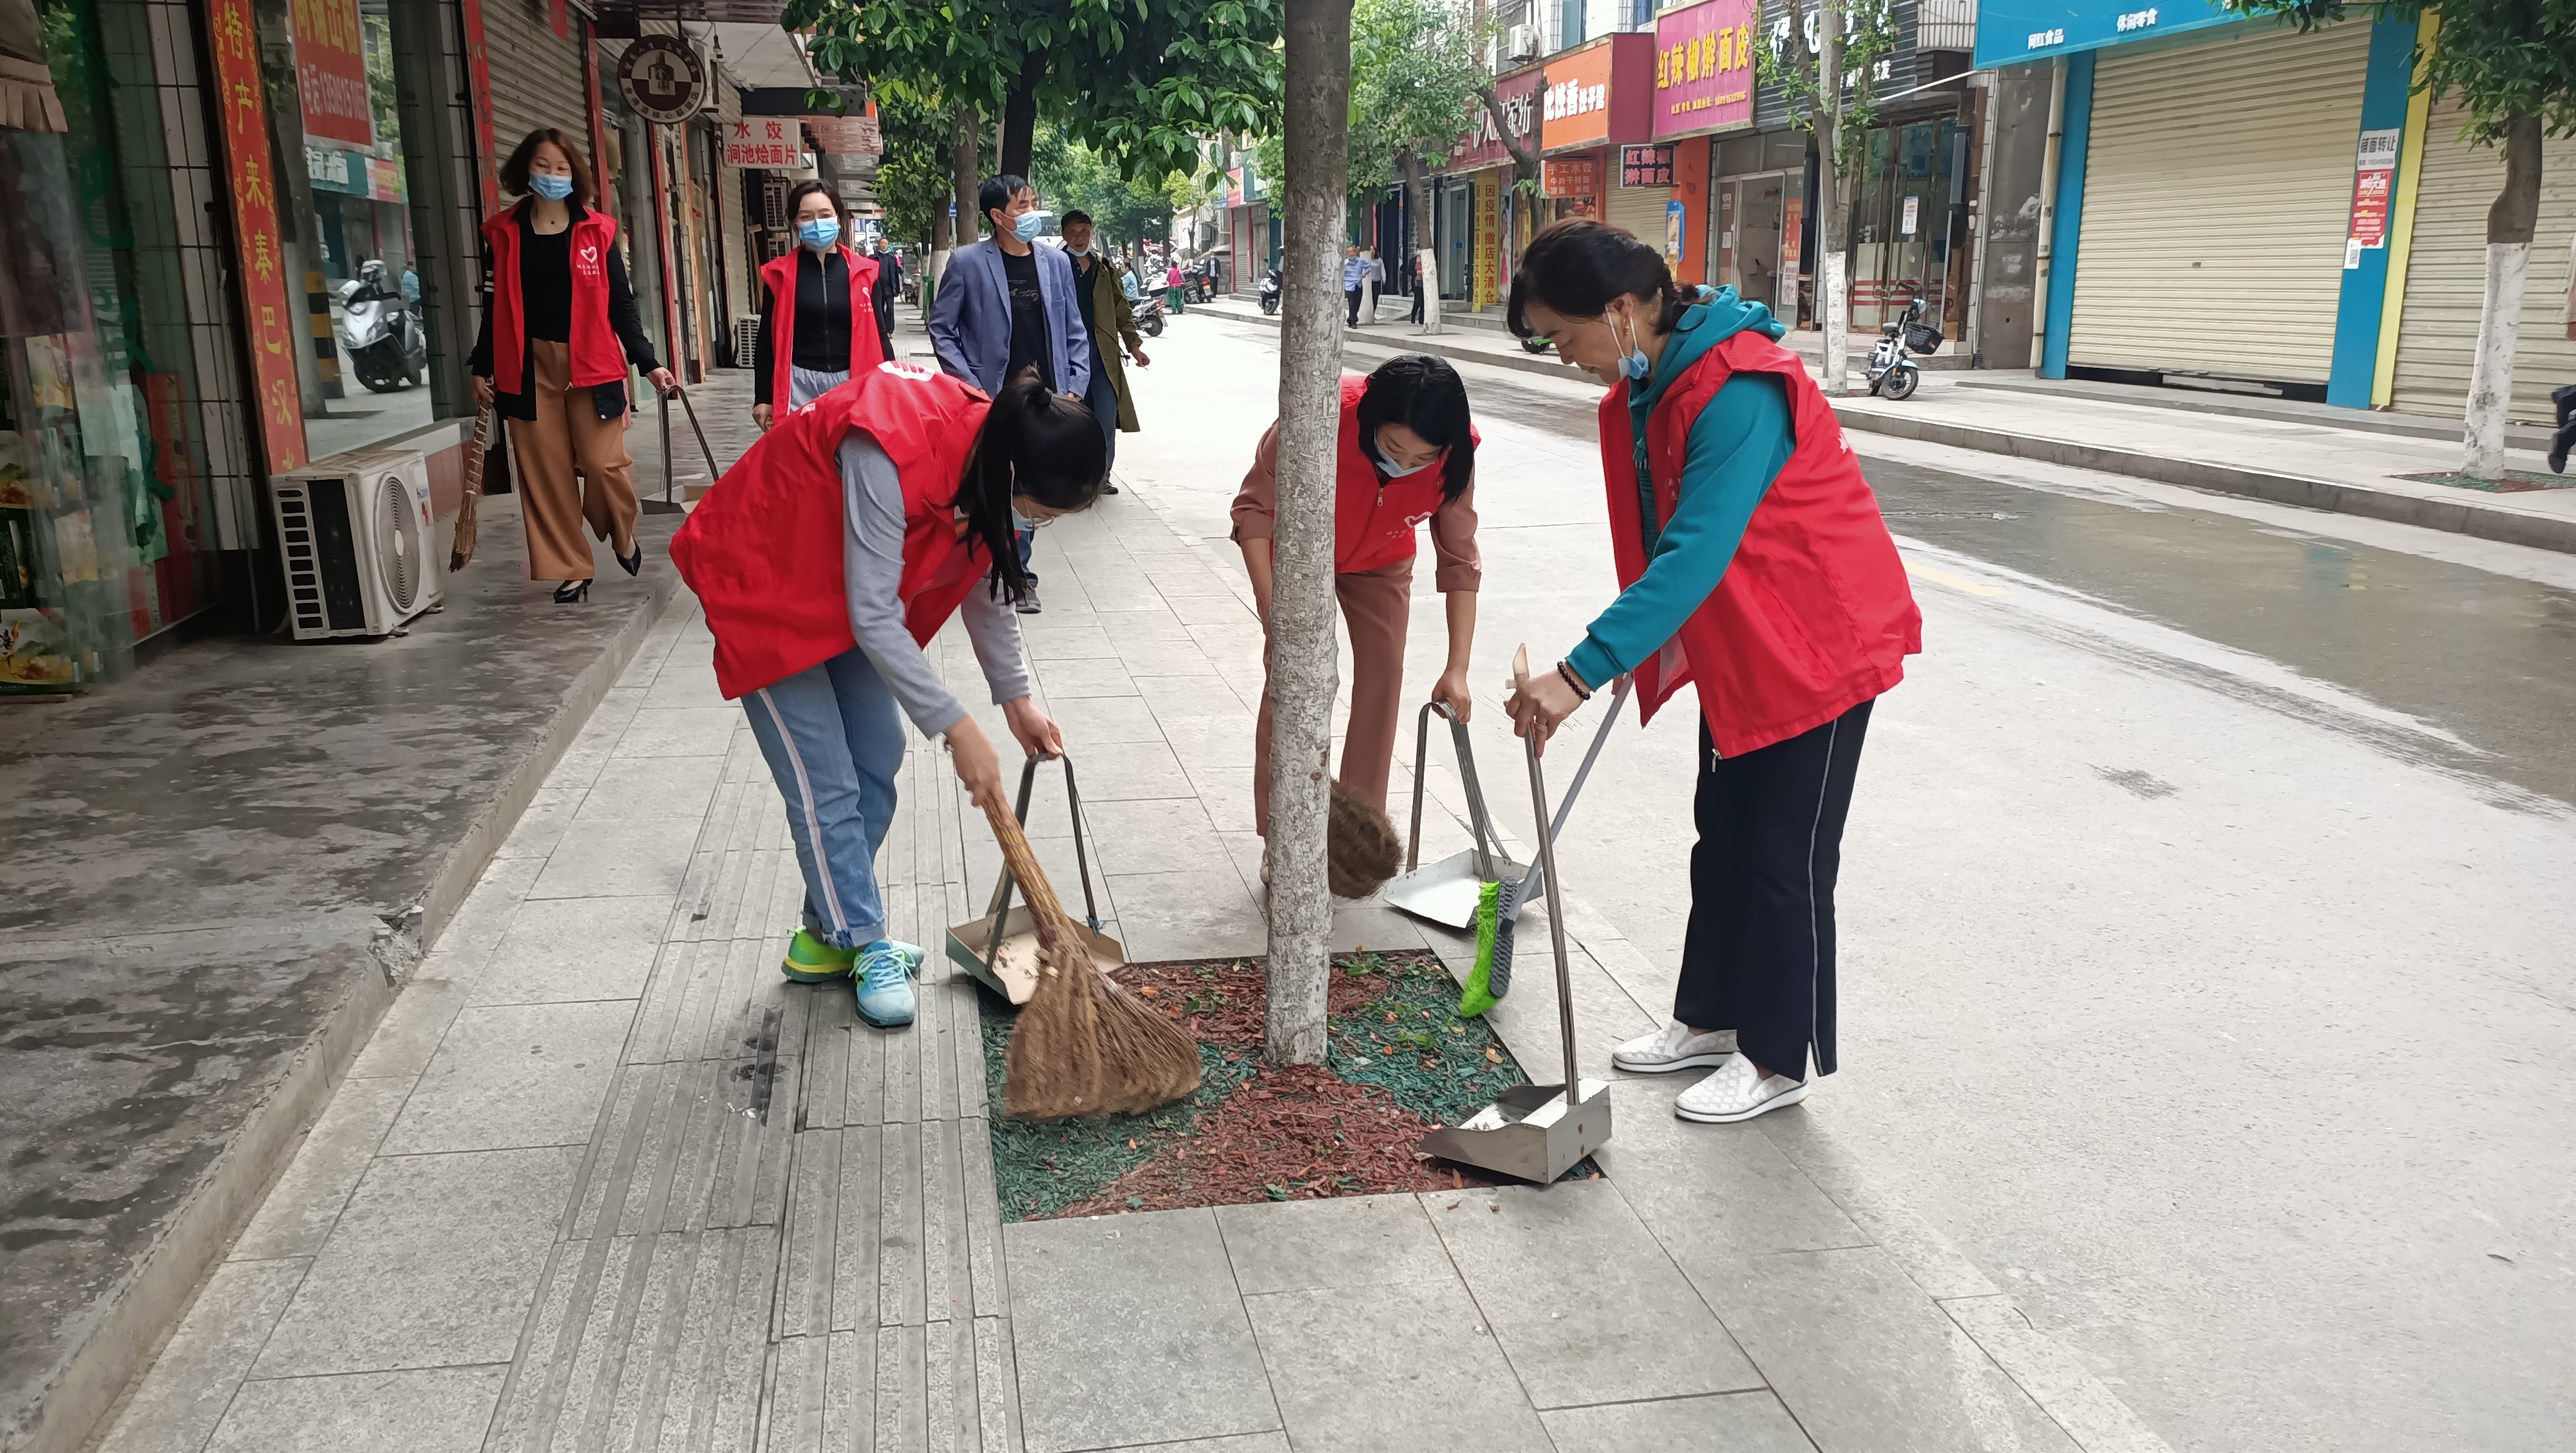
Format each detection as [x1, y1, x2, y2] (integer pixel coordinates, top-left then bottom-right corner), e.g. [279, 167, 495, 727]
[741, 648, 905, 948]
[1083, 345, 1121, 473]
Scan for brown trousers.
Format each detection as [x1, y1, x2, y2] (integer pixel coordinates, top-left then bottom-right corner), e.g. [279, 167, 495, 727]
[1253, 556, 1412, 835]
[510, 339, 638, 582]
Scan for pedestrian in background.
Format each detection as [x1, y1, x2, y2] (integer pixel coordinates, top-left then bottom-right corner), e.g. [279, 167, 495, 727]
[928, 173, 1092, 614]
[871, 238, 902, 352]
[1059, 209, 1147, 495]
[1408, 251, 1425, 325]
[751, 182, 881, 433]
[1343, 244, 1367, 327]
[1165, 258, 1186, 315]
[1366, 247, 1385, 321]
[1504, 218, 1919, 1126]
[2552, 231, 2575, 475]
[469, 128, 674, 605]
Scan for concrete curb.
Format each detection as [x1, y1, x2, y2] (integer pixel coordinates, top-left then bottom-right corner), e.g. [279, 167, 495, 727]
[19, 558, 687, 1453]
[1828, 405, 2576, 558]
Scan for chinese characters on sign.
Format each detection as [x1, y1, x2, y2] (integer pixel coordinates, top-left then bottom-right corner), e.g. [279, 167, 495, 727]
[1652, 0, 1756, 138]
[1452, 66, 1541, 170]
[289, 0, 372, 147]
[2344, 126, 2399, 268]
[803, 115, 875, 156]
[209, 0, 305, 472]
[1542, 155, 1603, 202]
[1621, 144, 1676, 188]
[1542, 77, 1606, 122]
[1473, 173, 1499, 310]
[726, 117, 798, 169]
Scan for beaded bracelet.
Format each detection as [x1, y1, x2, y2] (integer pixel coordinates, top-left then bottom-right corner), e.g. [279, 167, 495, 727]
[1556, 660, 1593, 701]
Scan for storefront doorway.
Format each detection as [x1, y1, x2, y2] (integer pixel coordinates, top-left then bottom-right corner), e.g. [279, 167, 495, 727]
[1721, 172, 1801, 321]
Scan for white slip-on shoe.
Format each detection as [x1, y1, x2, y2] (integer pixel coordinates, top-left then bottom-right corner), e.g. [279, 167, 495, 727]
[1611, 1020, 1738, 1074]
[1673, 1052, 1809, 1124]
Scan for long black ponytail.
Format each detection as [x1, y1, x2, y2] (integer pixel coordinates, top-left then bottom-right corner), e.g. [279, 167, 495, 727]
[957, 368, 1107, 603]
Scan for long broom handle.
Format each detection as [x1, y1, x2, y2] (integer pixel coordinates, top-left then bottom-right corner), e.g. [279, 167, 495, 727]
[1513, 675, 1634, 902]
[980, 795, 1074, 947]
[1513, 649, 1580, 1096]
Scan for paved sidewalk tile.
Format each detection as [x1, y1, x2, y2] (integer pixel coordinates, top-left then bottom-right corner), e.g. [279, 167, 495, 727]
[380, 999, 634, 1155]
[1244, 1279, 1552, 1453]
[227, 1076, 411, 1260]
[251, 1145, 582, 1378]
[1596, 1076, 1868, 1257]
[1007, 1210, 1279, 1452]
[1215, 1194, 1456, 1295]
[1425, 1181, 1762, 1409]
[468, 894, 673, 1006]
[528, 815, 703, 899]
[203, 1367, 507, 1453]
[1539, 1391, 1819, 1451]
[97, 1259, 307, 1453]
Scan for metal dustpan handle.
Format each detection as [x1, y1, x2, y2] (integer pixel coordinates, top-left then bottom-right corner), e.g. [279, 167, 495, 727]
[1403, 700, 1504, 881]
[1512, 674, 1632, 906]
[973, 754, 1107, 978]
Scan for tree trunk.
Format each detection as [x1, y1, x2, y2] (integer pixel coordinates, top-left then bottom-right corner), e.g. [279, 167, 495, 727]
[953, 103, 981, 240]
[1402, 149, 1439, 335]
[998, 49, 1043, 180]
[1476, 77, 1542, 196]
[1816, 0, 1849, 395]
[1265, 0, 1354, 1067]
[2463, 113, 2540, 479]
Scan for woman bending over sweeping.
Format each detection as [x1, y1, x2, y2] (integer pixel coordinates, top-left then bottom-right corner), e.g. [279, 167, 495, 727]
[1231, 353, 1482, 842]
[1502, 219, 1920, 1125]
[672, 363, 1106, 1028]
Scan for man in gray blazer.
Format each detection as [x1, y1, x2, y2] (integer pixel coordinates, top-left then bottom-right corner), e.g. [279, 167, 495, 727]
[928, 174, 1092, 401]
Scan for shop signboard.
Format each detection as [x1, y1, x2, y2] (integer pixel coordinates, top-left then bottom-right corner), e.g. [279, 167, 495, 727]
[289, 0, 372, 147]
[1756, 0, 1918, 129]
[2344, 126, 2398, 267]
[1973, 0, 2240, 68]
[1621, 144, 1676, 187]
[1473, 171, 1500, 310]
[727, 117, 799, 169]
[1542, 154, 1603, 202]
[618, 35, 706, 126]
[458, 0, 497, 210]
[1450, 64, 1542, 171]
[207, 0, 306, 473]
[1540, 32, 1654, 155]
[804, 114, 874, 155]
[1654, 0, 1757, 140]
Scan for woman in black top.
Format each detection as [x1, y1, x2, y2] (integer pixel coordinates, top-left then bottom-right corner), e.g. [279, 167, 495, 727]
[751, 182, 884, 431]
[469, 129, 673, 603]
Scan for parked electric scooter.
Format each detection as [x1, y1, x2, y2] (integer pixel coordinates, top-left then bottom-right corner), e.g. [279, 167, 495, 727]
[1132, 291, 1168, 337]
[336, 260, 426, 393]
[1258, 267, 1281, 316]
[1866, 296, 1938, 401]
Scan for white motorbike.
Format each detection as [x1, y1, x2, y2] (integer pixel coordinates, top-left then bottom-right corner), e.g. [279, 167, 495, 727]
[336, 260, 427, 393]
[1866, 296, 1938, 402]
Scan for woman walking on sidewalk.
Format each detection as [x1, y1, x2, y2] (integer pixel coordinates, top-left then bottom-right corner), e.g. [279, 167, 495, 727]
[1233, 354, 1481, 837]
[471, 129, 675, 604]
[670, 363, 1106, 1027]
[752, 181, 884, 432]
[1503, 219, 1919, 1125]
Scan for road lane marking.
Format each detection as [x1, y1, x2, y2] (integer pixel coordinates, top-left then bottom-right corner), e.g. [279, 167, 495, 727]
[1905, 561, 2010, 597]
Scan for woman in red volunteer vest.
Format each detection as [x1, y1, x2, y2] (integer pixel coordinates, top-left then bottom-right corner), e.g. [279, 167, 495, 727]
[751, 182, 885, 430]
[469, 129, 674, 604]
[1504, 219, 1920, 1126]
[671, 365, 1104, 1028]
[1230, 354, 1481, 837]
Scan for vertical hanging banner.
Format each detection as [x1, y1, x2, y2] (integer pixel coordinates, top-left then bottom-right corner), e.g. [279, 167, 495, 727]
[2344, 126, 2399, 269]
[288, 0, 371, 146]
[206, 0, 306, 473]
[457, 0, 498, 211]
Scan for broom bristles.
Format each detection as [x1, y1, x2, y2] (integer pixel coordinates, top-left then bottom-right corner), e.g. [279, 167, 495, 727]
[989, 795, 1199, 1119]
[1327, 779, 1403, 900]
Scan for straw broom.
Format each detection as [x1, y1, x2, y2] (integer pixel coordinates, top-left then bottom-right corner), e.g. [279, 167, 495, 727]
[448, 404, 493, 573]
[987, 795, 1200, 1119]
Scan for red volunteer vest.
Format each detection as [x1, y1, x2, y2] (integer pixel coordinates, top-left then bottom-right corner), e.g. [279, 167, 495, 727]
[1599, 328, 1921, 757]
[482, 204, 627, 396]
[1330, 373, 1475, 575]
[759, 245, 884, 389]
[670, 361, 992, 699]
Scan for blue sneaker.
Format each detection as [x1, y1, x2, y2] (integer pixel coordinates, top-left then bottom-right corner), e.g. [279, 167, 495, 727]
[853, 939, 924, 1028]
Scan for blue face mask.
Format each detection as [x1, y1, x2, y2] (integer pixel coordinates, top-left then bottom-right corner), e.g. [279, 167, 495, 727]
[529, 172, 574, 202]
[1011, 209, 1047, 243]
[799, 218, 840, 251]
[1613, 310, 1652, 381]
[1370, 435, 1435, 479]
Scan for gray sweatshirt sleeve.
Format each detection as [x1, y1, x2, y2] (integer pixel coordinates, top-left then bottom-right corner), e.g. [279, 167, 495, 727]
[839, 435, 1032, 733]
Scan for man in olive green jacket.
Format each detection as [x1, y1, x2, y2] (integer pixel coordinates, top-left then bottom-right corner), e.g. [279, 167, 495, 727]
[1060, 212, 1150, 488]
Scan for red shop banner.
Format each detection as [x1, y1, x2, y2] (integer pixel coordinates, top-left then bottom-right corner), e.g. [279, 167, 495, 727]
[726, 117, 799, 169]
[289, 0, 370, 147]
[1652, 0, 1756, 140]
[207, 0, 306, 473]
[1542, 154, 1603, 200]
[1449, 64, 1541, 171]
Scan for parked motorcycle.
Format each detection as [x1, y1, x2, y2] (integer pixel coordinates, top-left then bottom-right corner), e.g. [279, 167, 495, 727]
[1866, 296, 1938, 401]
[1258, 268, 1280, 316]
[1132, 292, 1168, 338]
[336, 260, 426, 393]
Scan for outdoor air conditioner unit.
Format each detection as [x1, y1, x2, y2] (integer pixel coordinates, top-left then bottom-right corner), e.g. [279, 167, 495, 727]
[1506, 22, 1542, 59]
[734, 315, 763, 369]
[270, 448, 444, 641]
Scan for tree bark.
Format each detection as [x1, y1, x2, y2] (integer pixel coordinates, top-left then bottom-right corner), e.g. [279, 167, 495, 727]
[1475, 77, 1542, 195]
[1265, 0, 1354, 1067]
[998, 48, 1043, 180]
[2463, 112, 2540, 479]
[1401, 149, 1440, 334]
[931, 102, 979, 303]
[1816, 0, 1850, 395]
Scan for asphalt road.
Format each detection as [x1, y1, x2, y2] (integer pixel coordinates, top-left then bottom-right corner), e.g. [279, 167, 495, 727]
[1103, 314, 2576, 1453]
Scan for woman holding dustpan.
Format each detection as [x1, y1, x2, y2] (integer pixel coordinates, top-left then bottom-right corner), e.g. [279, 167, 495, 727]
[1501, 219, 1920, 1126]
[1230, 354, 1482, 859]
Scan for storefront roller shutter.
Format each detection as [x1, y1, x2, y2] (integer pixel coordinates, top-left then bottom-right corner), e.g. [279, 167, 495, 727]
[2389, 101, 2576, 423]
[483, 1, 589, 162]
[2070, 23, 2371, 385]
[1606, 180, 1669, 249]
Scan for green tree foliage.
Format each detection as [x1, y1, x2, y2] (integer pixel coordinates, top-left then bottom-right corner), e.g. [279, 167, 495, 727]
[1029, 121, 1197, 250]
[1755, 0, 1902, 180]
[783, 0, 1286, 182]
[869, 90, 987, 247]
[1350, 0, 1486, 195]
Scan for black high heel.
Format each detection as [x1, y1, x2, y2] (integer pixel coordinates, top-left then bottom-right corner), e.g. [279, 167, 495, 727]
[554, 580, 590, 604]
[616, 540, 643, 576]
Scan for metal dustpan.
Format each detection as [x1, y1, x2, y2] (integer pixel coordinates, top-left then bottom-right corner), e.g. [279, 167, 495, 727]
[1385, 679, 1630, 930]
[1420, 654, 1613, 1184]
[947, 755, 1122, 1003]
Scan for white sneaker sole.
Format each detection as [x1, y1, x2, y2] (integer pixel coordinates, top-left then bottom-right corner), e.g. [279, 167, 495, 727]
[1674, 1080, 1809, 1124]
[1611, 1049, 1734, 1075]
